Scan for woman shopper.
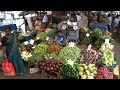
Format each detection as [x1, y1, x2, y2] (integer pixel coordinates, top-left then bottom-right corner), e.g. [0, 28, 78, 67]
[1, 26, 25, 75]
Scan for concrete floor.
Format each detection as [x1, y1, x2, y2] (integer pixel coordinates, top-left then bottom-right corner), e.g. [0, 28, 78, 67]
[0, 36, 120, 79]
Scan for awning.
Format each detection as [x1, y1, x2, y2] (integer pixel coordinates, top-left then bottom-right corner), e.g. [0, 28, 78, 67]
[18, 11, 36, 16]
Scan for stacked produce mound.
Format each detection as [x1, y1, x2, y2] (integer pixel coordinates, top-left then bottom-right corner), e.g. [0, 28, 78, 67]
[46, 28, 58, 38]
[21, 51, 32, 62]
[59, 63, 80, 79]
[95, 66, 113, 79]
[47, 45, 63, 56]
[44, 53, 58, 60]
[28, 53, 45, 68]
[36, 32, 47, 41]
[100, 43, 114, 51]
[80, 49, 100, 65]
[79, 64, 97, 79]
[39, 58, 62, 72]
[58, 46, 81, 62]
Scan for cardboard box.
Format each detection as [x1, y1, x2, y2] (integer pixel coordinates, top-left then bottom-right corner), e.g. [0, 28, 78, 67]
[30, 67, 39, 73]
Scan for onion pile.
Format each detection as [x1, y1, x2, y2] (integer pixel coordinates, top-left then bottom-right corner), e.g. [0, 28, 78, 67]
[39, 58, 62, 72]
[80, 49, 99, 64]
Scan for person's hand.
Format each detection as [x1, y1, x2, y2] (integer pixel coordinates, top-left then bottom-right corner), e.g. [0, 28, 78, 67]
[3, 54, 7, 60]
[20, 48, 25, 52]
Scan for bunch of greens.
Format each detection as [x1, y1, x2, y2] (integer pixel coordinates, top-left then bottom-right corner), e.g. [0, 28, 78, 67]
[36, 32, 47, 41]
[34, 43, 48, 54]
[90, 28, 103, 39]
[44, 53, 58, 60]
[46, 28, 58, 38]
[28, 53, 45, 68]
[101, 49, 116, 67]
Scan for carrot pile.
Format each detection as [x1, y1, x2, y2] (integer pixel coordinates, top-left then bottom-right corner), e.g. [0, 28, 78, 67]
[47, 45, 63, 56]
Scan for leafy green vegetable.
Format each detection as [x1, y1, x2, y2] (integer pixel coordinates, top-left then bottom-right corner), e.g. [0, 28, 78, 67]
[90, 28, 103, 39]
[36, 32, 47, 40]
[82, 36, 91, 45]
[34, 43, 48, 54]
[101, 49, 116, 67]
[44, 53, 58, 60]
[28, 53, 45, 67]
[58, 46, 80, 61]
[46, 28, 58, 38]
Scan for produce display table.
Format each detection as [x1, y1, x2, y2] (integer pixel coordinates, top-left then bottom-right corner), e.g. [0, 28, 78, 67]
[0, 24, 17, 32]
[89, 23, 108, 32]
[41, 68, 62, 79]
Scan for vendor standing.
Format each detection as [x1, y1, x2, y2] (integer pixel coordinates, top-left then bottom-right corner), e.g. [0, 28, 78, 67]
[55, 30, 67, 46]
[35, 18, 42, 33]
[42, 12, 48, 28]
[23, 16, 29, 33]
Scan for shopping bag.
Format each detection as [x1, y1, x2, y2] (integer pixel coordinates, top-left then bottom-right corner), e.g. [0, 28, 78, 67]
[2, 60, 16, 76]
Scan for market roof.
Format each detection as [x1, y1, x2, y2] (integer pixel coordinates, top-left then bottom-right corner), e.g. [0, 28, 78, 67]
[18, 11, 36, 16]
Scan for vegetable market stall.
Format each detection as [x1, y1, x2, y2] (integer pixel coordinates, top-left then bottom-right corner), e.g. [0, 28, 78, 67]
[19, 26, 119, 79]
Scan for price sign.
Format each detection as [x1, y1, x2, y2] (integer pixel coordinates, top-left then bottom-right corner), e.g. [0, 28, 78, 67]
[68, 42, 75, 47]
[86, 33, 90, 37]
[105, 39, 109, 44]
[87, 44, 92, 50]
[30, 39, 34, 45]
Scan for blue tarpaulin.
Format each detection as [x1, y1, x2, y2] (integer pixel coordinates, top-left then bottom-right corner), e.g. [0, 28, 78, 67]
[89, 23, 108, 32]
[25, 35, 32, 41]
[0, 24, 17, 32]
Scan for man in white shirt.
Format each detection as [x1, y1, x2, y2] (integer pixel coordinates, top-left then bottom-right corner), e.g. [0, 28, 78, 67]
[42, 12, 48, 28]
[77, 13, 88, 28]
[108, 14, 112, 32]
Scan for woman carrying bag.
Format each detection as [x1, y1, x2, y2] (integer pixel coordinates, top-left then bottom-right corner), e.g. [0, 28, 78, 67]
[1, 26, 25, 75]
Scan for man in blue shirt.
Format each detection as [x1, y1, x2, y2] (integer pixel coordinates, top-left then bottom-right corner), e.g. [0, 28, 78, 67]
[55, 30, 67, 46]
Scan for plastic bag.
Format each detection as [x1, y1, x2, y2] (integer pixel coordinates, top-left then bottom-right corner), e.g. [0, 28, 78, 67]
[2, 60, 16, 76]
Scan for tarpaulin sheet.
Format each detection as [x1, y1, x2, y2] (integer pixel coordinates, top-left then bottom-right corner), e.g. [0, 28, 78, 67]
[89, 23, 108, 32]
[0, 24, 17, 32]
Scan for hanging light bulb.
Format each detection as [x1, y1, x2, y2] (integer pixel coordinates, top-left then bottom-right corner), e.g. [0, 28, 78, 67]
[62, 25, 67, 30]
